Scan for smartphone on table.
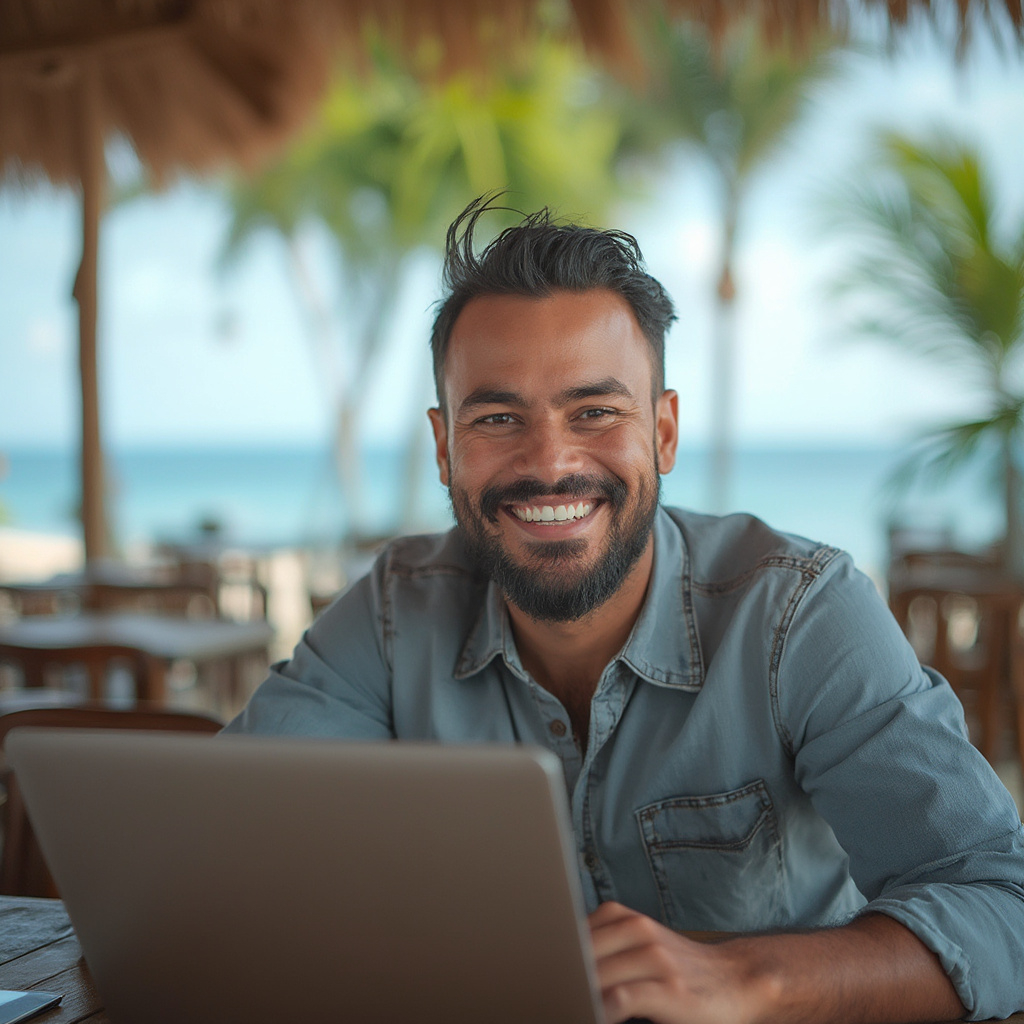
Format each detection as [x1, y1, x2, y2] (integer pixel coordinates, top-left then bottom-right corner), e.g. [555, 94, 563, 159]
[0, 991, 61, 1024]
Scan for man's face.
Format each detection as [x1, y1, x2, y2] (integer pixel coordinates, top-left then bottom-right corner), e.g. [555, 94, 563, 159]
[428, 288, 678, 622]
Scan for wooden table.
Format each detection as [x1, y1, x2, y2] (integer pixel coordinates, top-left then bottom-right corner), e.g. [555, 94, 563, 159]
[0, 897, 1020, 1024]
[0, 613, 273, 704]
[0, 898, 104, 1023]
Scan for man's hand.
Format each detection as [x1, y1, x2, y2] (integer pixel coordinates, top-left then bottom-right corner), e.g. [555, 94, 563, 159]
[588, 901, 967, 1024]
[588, 901, 769, 1024]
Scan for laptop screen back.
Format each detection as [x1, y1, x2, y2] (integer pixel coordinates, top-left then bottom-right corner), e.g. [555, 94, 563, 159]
[7, 730, 603, 1024]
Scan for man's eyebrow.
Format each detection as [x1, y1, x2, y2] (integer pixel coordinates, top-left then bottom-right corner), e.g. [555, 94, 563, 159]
[456, 377, 635, 417]
[457, 387, 527, 416]
[555, 378, 634, 405]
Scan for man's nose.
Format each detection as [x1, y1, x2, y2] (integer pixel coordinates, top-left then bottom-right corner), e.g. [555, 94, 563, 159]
[511, 418, 585, 481]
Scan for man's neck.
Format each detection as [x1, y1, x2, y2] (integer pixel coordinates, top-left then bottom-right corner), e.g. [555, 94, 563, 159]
[505, 539, 655, 711]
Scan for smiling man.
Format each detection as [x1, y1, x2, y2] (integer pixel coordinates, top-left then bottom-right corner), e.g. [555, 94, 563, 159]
[226, 196, 1024, 1023]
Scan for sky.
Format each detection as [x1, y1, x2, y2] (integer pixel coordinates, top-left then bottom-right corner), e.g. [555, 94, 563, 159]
[1, 17, 1023, 454]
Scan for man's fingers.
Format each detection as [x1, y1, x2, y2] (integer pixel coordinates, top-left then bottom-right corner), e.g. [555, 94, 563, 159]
[588, 900, 637, 928]
[601, 977, 670, 1024]
[588, 905, 726, 1024]
[589, 903, 676, 960]
[593, 943, 670, 990]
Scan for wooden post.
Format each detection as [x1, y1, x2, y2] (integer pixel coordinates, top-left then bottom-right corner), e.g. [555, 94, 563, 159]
[72, 57, 108, 564]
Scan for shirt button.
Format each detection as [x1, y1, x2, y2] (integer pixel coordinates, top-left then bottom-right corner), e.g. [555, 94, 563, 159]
[548, 719, 567, 737]
[583, 850, 600, 872]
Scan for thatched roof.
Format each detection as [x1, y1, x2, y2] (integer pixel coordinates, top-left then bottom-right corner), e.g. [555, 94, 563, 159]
[640, 0, 1021, 49]
[0, 0, 341, 186]
[2, 0, 1018, 187]
[338, 0, 1023, 76]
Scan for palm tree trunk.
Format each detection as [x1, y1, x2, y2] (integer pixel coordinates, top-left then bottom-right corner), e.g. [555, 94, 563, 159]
[286, 242, 402, 542]
[285, 238, 365, 538]
[333, 401, 365, 538]
[398, 368, 438, 532]
[709, 182, 739, 515]
[75, 58, 109, 564]
[1003, 432, 1024, 580]
[287, 236, 343, 393]
[337, 260, 401, 541]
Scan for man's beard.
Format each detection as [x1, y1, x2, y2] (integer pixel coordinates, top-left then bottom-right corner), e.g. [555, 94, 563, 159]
[449, 463, 660, 623]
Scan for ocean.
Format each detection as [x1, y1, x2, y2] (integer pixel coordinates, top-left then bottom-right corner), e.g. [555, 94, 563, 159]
[0, 443, 1004, 579]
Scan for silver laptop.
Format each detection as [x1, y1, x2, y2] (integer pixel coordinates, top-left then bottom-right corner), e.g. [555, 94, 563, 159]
[7, 730, 604, 1024]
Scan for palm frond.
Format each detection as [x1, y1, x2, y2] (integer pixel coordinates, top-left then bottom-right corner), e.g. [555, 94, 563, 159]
[824, 128, 1024, 391]
[882, 418, 1000, 504]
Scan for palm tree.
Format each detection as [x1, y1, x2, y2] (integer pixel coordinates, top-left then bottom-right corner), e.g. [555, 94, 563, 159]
[622, 17, 840, 512]
[220, 35, 625, 542]
[828, 130, 1024, 577]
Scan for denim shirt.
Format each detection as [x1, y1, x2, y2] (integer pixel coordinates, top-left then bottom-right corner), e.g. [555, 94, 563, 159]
[226, 506, 1024, 1019]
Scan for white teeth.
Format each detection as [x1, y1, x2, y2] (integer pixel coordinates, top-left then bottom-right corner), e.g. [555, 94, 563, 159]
[511, 502, 595, 523]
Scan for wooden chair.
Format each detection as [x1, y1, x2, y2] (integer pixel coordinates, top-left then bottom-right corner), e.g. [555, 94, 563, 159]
[889, 566, 1023, 763]
[886, 538, 1024, 763]
[0, 586, 76, 618]
[0, 704, 222, 897]
[88, 579, 219, 618]
[0, 640, 163, 701]
[156, 546, 270, 622]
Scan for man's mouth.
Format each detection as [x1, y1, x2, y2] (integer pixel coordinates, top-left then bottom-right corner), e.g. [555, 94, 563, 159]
[478, 473, 622, 525]
[508, 501, 596, 524]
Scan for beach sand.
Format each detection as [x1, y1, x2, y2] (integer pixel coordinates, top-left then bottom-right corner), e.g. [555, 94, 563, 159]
[0, 528, 83, 582]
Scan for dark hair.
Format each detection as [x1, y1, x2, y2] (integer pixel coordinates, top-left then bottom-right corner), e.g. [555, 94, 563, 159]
[430, 193, 676, 409]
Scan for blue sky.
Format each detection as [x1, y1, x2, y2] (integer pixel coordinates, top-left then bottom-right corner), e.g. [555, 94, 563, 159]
[1, 23, 1022, 453]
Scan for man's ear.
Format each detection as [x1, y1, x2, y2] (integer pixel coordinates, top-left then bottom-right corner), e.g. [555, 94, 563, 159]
[655, 390, 679, 475]
[427, 407, 450, 487]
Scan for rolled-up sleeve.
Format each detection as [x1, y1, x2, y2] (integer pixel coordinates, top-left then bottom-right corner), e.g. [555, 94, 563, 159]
[223, 560, 394, 739]
[781, 554, 1024, 1019]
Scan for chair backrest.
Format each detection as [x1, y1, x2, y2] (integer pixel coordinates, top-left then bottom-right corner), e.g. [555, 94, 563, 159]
[0, 586, 76, 618]
[88, 581, 219, 618]
[0, 641, 158, 700]
[0, 704, 223, 897]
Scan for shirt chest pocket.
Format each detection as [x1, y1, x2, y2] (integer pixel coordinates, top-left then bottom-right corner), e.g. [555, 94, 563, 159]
[635, 780, 784, 933]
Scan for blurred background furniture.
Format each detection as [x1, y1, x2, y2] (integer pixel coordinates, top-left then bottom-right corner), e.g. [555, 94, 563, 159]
[155, 540, 270, 622]
[0, 639, 160, 701]
[0, 703, 222, 898]
[887, 536, 1024, 765]
[0, 556, 263, 621]
[0, 613, 272, 710]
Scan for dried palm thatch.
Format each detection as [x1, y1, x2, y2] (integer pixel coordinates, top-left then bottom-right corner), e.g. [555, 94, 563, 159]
[0, 0, 343, 562]
[0, 0, 340, 185]
[336, 0, 1022, 76]
[650, 0, 1021, 52]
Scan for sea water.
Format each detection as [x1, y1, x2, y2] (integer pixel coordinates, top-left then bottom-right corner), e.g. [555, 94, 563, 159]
[0, 443, 1003, 580]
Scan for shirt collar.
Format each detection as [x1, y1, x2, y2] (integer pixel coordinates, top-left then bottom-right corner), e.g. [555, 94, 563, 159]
[454, 574, 525, 681]
[618, 506, 704, 690]
[454, 506, 703, 690]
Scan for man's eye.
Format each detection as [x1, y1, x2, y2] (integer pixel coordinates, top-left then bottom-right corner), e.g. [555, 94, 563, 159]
[478, 413, 516, 426]
[578, 408, 617, 421]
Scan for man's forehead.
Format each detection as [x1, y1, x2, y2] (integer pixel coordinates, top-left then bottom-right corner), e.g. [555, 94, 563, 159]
[444, 289, 651, 382]
[440, 291, 657, 421]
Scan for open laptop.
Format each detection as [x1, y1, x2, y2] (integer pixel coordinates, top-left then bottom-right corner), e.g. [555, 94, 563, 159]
[6, 730, 604, 1024]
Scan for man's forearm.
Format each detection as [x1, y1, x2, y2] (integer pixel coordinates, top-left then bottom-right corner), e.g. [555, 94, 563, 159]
[589, 902, 967, 1024]
[722, 912, 965, 1024]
